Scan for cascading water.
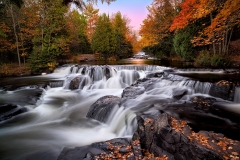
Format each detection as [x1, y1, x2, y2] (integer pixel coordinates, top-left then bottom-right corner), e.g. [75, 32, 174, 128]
[0, 65, 239, 160]
[234, 87, 240, 103]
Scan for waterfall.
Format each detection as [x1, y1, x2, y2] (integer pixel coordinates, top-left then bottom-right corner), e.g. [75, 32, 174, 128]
[0, 64, 239, 160]
[234, 87, 240, 103]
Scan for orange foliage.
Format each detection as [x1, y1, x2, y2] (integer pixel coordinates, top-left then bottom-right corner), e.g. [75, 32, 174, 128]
[0, 22, 14, 53]
[171, 0, 240, 48]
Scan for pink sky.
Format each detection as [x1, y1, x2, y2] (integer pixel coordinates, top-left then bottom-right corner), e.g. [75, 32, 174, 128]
[95, 0, 152, 31]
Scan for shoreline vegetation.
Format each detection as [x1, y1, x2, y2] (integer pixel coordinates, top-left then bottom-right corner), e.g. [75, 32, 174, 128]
[1, 54, 240, 78]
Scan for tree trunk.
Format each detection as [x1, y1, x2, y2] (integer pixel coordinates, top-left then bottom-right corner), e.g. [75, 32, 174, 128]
[210, 13, 216, 55]
[226, 28, 233, 56]
[9, 4, 21, 67]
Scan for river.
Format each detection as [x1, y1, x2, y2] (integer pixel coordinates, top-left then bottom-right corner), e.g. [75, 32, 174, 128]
[0, 59, 240, 160]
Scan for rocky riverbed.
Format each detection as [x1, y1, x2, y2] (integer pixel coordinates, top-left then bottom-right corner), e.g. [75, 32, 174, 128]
[57, 66, 240, 160]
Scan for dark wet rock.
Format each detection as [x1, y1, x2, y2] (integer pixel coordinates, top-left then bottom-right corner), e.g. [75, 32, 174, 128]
[146, 72, 164, 78]
[103, 66, 112, 80]
[69, 76, 85, 90]
[209, 80, 235, 101]
[122, 86, 145, 99]
[57, 138, 138, 160]
[136, 113, 224, 160]
[172, 88, 188, 100]
[57, 145, 104, 160]
[0, 89, 43, 106]
[162, 96, 240, 141]
[86, 95, 121, 123]
[133, 78, 160, 91]
[58, 113, 240, 160]
[0, 104, 27, 121]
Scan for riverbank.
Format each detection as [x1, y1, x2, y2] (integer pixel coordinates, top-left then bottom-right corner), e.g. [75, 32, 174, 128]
[0, 63, 31, 77]
[1, 55, 240, 78]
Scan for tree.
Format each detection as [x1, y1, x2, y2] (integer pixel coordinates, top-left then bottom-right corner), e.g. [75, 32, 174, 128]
[111, 12, 133, 59]
[173, 22, 202, 61]
[66, 9, 92, 55]
[29, 0, 69, 72]
[91, 13, 116, 61]
[170, 0, 240, 56]
[140, 0, 181, 58]
[1, 0, 22, 66]
[63, 0, 116, 9]
[82, 3, 99, 43]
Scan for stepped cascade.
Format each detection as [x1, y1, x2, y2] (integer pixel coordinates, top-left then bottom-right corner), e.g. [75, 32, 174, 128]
[0, 65, 239, 160]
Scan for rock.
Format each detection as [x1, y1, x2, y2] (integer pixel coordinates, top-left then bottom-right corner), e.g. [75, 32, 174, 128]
[86, 95, 121, 123]
[122, 86, 145, 99]
[57, 138, 135, 160]
[0, 104, 27, 121]
[163, 96, 240, 141]
[209, 80, 235, 101]
[58, 113, 240, 160]
[136, 113, 224, 160]
[172, 88, 188, 100]
[103, 66, 112, 80]
[69, 76, 85, 90]
[146, 72, 164, 78]
[57, 145, 104, 160]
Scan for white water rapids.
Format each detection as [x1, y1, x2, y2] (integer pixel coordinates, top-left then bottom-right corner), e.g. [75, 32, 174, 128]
[0, 65, 239, 160]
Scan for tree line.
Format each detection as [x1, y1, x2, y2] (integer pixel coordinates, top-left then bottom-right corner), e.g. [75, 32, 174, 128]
[0, 0, 139, 72]
[140, 0, 240, 67]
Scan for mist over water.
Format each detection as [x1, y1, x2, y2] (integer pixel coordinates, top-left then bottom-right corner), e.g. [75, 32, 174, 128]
[0, 65, 239, 160]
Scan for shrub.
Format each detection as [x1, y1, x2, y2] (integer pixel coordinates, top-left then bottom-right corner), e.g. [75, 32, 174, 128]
[195, 50, 211, 66]
[195, 50, 232, 67]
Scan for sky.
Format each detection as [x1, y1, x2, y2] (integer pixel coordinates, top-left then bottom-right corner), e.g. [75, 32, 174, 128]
[94, 0, 152, 31]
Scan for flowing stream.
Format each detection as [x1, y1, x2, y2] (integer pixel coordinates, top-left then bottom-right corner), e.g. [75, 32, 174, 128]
[0, 65, 239, 160]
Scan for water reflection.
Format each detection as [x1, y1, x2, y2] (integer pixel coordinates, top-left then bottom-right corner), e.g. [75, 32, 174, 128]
[78, 58, 194, 68]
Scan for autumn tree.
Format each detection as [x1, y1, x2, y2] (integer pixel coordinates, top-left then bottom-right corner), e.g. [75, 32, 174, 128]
[82, 3, 99, 43]
[0, 0, 23, 66]
[91, 13, 116, 61]
[170, 0, 240, 56]
[17, 0, 41, 65]
[28, 0, 69, 72]
[140, 0, 181, 58]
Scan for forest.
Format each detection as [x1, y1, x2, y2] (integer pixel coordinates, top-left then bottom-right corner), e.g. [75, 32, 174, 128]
[0, 0, 240, 74]
[140, 0, 240, 67]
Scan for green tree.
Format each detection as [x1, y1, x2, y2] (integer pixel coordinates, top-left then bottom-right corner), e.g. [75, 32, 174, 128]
[29, 0, 68, 72]
[66, 10, 92, 55]
[112, 12, 132, 59]
[173, 22, 202, 61]
[91, 13, 116, 61]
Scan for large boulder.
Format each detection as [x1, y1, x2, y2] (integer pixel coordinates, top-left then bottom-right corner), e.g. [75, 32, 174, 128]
[86, 95, 121, 123]
[209, 80, 235, 101]
[163, 96, 240, 141]
[136, 113, 223, 160]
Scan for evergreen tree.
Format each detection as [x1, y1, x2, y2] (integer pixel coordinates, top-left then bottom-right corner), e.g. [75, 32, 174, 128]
[91, 13, 116, 61]
[67, 10, 92, 55]
[173, 22, 202, 61]
[112, 12, 133, 59]
[29, 0, 68, 72]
